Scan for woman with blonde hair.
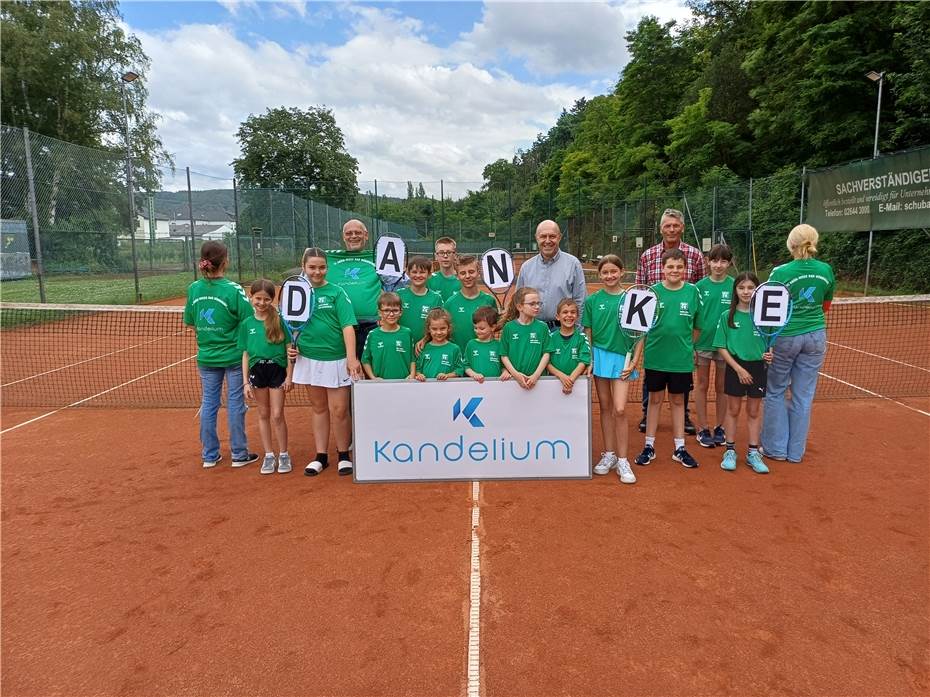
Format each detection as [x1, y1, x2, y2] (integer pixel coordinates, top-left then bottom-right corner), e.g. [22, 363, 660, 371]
[761, 224, 835, 464]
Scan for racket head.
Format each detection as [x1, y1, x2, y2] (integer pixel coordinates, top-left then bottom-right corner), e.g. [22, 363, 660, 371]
[617, 283, 660, 343]
[749, 281, 793, 347]
[375, 234, 407, 292]
[280, 274, 315, 343]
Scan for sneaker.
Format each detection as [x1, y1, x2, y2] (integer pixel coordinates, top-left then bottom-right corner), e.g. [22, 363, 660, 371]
[594, 452, 618, 475]
[277, 453, 292, 474]
[231, 452, 259, 468]
[638, 417, 647, 433]
[634, 445, 655, 466]
[721, 449, 737, 471]
[260, 455, 276, 475]
[712, 425, 726, 446]
[202, 454, 222, 469]
[696, 429, 716, 448]
[758, 445, 786, 461]
[672, 447, 699, 468]
[337, 460, 354, 476]
[304, 460, 328, 476]
[746, 451, 770, 474]
[684, 417, 697, 436]
[616, 458, 636, 484]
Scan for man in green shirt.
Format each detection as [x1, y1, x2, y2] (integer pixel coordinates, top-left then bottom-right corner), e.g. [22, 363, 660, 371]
[426, 236, 462, 301]
[443, 255, 497, 351]
[326, 219, 382, 360]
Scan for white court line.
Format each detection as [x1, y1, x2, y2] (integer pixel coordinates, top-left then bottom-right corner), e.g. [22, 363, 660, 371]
[467, 480, 481, 697]
[1, 332, 184, 387]
[1, 355, 197, 434]
[826, 341, 930, 374]
[818, 371, 930, 417]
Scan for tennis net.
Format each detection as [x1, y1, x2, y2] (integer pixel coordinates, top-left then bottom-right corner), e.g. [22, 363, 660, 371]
[1, 296, 928, 409]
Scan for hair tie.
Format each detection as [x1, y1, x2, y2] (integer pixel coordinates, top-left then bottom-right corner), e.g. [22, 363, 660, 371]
[198, 259, 214, 271]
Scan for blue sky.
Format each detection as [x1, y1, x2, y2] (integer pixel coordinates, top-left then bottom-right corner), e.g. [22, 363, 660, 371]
[122, 1, 691, 196]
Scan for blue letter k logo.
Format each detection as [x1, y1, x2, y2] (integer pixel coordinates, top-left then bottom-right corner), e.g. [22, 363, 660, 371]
[198, 308, 216, 325]
[799, 286, 816, 303]
[453, 397, 484, 428]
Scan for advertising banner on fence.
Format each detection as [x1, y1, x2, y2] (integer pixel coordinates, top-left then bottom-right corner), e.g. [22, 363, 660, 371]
[353, 377, 591, 482]
[806, 146, 930, 232]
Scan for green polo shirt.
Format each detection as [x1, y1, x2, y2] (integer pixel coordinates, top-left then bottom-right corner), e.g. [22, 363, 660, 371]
[397, 287, 443, 344]
[427, 271, 462, 302]
[183, 277, 253, 367]
[694, 276, 732, 351]
[237, 315, 289, 368]
[444, 291, 497, 351]
[500, 318, 550, 374]
[768, 259, 835, 336]
[416, 341, 465, 379]
[464, 338, 504, 378]
[295, 283, 357, 361]
[644, 282, 702, 373]
[547, 329, 592, 374]
[362, 326, 414, 379]
[712, 310, 766, 362]
[325, 248, 381, 321]
[582, 289, 633, 355]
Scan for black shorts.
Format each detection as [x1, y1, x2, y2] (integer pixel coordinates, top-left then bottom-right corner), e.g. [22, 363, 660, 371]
[355, 320, 378, 361]
[248, 359, 287, 389]
[644, 369, 692, 395]
[724, 358, 766, 398]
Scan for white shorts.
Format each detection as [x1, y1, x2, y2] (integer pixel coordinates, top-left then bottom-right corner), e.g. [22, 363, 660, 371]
[292, 356, 352, 388]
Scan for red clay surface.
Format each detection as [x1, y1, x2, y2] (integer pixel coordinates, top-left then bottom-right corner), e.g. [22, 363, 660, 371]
[2, 395, 928, 696]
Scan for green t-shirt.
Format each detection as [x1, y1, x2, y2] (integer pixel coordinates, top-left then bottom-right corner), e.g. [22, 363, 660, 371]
[546, 329, 592, 374]
[712, 310, 766, 362]
[464, 338, 504, 378]
[416, 341, 465, 379]
[397, 287, 443, 344]
[237, 314, 288, 368]
[768, 258, 835, 337]
[582, 289, 633, 355]
[361, 326, 414, 379]
[325, 249, 381, 321]
[427, 271, 462, 302]
[644, 282, 702, 373]
[295, 283, 358, 361]
[500, 319, 550, 374]
[183, 277, 253, 367]
[444, 291, 497, 351]
[694, 276, 733, 351]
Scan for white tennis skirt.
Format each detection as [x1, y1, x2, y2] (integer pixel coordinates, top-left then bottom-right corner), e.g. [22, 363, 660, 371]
[292, 355, 352, 388]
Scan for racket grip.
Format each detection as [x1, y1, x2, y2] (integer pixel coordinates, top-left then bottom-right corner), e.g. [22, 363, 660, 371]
[624, 350, 632, 366]
[290, 339, 298, 364]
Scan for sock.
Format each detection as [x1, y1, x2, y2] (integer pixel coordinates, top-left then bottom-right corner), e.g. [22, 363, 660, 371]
[645, 436, 656, 448]
[279, 451, 289, 458]
[726, 441, 736, 451]
[604, 450, 615, 457]
[337, 450, 351, 462]
[674, 437, 685, 451]
[315, 453, 328, 466]
[748, 444, 759, 454]
[265, 452, 274, 458]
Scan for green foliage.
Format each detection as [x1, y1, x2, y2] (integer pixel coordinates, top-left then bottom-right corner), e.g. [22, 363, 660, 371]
[233, 106, 359, 209]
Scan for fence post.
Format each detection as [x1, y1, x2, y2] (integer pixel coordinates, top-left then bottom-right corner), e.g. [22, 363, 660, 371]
[186, 167, 197, 282]
[232, 177, 243, 283]
[309, 199, 315, 248]
[440, 179, 446, 236]
[712, 185, 718, 245]
[123, 137, 142, 303]
[374, 179, 379, 236]
[748, 177, 756, 275]
[799, 166, 806, 223]
[864, 231, 874, 296]
[508, 180, 513, 252]
[22, 127, 48, 303]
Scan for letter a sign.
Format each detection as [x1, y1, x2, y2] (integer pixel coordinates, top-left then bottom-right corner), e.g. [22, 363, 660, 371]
[481, 248, 514, 292]
[376, 235, 407, 283]
[619, 287, 657, 332]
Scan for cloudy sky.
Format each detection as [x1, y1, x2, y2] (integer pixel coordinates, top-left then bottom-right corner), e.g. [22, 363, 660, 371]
[123, 0, 691, 197]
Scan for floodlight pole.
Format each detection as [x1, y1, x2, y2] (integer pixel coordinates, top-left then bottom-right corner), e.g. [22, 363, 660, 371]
[864, 71, 884, 296]
[121, 72, 142, 303]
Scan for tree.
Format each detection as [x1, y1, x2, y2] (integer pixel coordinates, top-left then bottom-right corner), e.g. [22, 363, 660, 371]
[233, 106, 360, 209]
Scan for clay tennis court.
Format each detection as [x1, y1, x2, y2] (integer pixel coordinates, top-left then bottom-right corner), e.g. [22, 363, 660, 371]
[2, 285, 928, 696]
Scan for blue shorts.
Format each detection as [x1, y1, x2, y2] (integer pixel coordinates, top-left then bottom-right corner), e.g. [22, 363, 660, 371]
[592, 346, 639, 380]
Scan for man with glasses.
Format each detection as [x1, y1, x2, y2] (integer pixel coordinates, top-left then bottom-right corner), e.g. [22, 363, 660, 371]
[326, 219, 383, 360]
[516, 219, 586, 330]
[635, 208, 706, 434]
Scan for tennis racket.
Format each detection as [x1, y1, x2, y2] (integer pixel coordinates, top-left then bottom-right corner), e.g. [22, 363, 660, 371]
[481, 248, 515, 309]
[617, 284, 660, 380]
[280, 275, 314, 363]
[375, 234, 407, 292]
[750, 281, 793, 351]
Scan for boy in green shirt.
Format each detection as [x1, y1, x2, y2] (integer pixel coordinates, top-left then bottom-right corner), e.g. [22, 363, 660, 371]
[635, 248, 703, 469]
[693, 244, 733, 448]
[427, 236, 462, 301]
[362, 292, 415, 380]
[443, 255, 497, 351]
[397, 256, 444, 344]
[464, 305, 510, 382]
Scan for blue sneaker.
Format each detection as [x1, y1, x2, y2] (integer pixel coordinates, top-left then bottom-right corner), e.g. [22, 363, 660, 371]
[696, 428, 715, 448]
[746, 451, 769, 474]
[634, 445, 655, 466]
[721, 449, 737, 471]
[712, 425, 726, 446]
[672, 447, 699, 469]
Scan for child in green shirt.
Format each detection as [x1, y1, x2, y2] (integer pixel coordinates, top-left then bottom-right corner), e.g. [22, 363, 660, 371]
[464, 305, 510, 382]
[362, 292, 416, 380]
[426, 236, 462, 301]
[398, 256, 443, 344]
[635, 248, 703, 470]
[500, 287, 550, 389]
[443, 255, 497, 351]
[415, 308, 465, 380]
[547, 298, 591, 393]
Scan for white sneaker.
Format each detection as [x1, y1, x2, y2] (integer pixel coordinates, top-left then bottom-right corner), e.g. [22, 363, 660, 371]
[202, 455, 222, 469]
[616, 458, 636, 484]
[277, 453, 292, 474]
[594, 451, 618, 475]
[337, 459, 353, 476]
[260, 455, 276, 475]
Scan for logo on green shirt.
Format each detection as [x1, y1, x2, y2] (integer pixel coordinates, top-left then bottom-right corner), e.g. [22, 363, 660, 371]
[199, 308, 216, 325]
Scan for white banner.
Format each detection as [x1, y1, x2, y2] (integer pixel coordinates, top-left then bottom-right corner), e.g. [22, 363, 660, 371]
[751, 283, 791, 327]
[353, 377, 591, 482]
[480, 248, 515, 291]
[280, 276, 313, 323]
[619, 287, 657, 332]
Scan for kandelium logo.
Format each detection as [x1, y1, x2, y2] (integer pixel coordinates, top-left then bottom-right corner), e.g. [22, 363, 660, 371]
[453, 397, 484, 428]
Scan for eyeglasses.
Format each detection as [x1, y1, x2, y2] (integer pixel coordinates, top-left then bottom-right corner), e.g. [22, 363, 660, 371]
[435, 250, 455, 256]
[523, 301, 542, 307]
[380, 308, 401, 314]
